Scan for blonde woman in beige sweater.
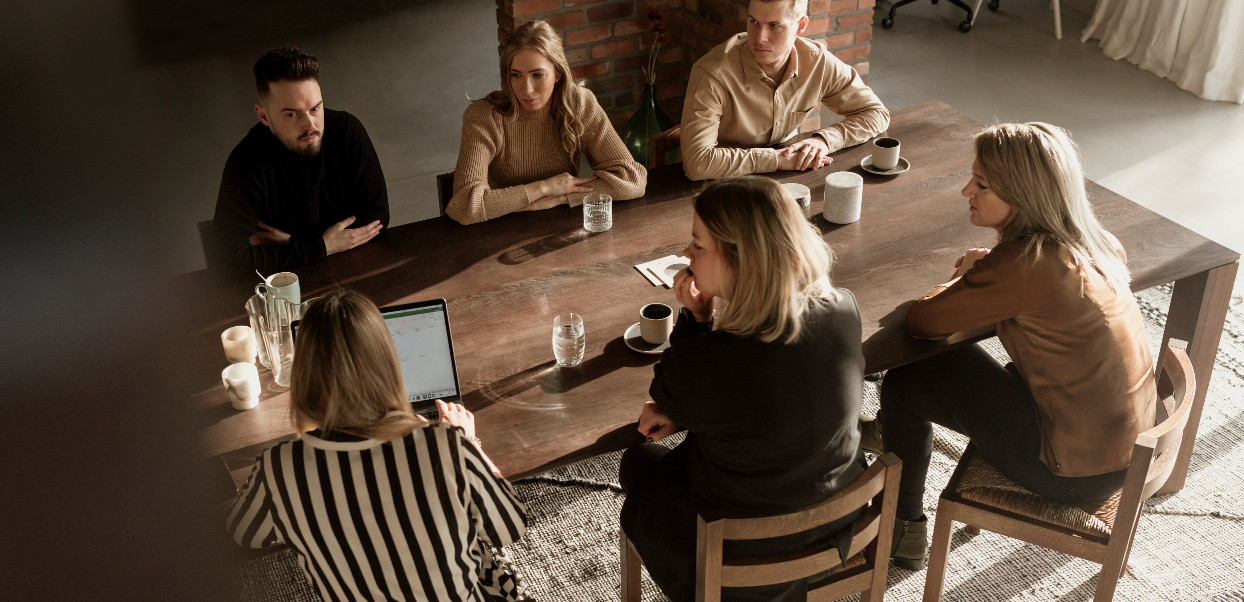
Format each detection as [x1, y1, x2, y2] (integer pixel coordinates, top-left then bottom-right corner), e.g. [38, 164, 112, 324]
[448, 20, 647, 225]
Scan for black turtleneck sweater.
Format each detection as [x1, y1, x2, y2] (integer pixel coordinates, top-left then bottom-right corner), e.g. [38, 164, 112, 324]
[210, 108, 389, 275]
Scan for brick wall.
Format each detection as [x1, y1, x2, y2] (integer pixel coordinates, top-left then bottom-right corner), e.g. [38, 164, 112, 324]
[497, 0, 873, 129]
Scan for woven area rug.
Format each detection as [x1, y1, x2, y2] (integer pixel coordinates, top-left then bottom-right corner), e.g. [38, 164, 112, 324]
[234, 284, 1244, 601]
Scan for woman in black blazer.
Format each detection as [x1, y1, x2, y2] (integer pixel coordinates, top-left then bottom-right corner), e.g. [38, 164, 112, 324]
[619, 176, 867, 602]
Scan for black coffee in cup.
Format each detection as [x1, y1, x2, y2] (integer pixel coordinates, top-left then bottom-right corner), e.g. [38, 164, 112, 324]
[642, 304, 673, 320]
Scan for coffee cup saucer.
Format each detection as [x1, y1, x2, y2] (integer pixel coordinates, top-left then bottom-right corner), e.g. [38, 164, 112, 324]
[861, 155, 911, 175]
[624, 322, 670, 355]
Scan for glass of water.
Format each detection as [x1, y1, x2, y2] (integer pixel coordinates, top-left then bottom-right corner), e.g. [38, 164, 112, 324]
[552, 313, 586, 368]
[583, 192, 612, 232]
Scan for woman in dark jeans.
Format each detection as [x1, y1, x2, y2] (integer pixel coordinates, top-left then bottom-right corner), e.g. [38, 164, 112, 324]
[619, 176, 868, 602]
[862, 122, 1158, 569]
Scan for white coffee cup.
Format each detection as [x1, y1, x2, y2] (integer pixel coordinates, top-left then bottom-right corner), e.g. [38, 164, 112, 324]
[221, 325, 257, 364]
[823, 171, 864, 225]
[639, 303, 674, 345]
[872, 137, 901, 171]
[222, 362, 262, 411]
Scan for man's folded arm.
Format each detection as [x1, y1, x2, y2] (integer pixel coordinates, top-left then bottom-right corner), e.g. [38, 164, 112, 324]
[210, 162, 326, 275]
[347, 114, 390, 228]
[813, 60, 890, 154]
[679, 67, 779, 181]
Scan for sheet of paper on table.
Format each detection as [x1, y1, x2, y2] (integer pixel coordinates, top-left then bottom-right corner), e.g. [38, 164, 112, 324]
[634, 255, 690, 288]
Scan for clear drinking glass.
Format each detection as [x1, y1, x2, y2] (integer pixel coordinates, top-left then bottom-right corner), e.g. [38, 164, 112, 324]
[245, 294, 273, 369]
[583, 192, 613, 232]
[552, 313, 586, 368]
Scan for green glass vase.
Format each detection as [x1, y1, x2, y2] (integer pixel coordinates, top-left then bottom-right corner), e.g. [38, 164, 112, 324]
[618, 84, 675, 168]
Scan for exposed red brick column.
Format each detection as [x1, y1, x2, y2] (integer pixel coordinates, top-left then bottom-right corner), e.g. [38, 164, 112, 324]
[498, 0, 689, 125]
[496, 0, 874, 129]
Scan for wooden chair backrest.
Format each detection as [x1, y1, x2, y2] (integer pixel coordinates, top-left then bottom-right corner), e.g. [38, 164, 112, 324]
[436, 172, 454, 218]
[650, 125, 681, 169]
[697, 453, 901, 592]
[197, 219, 217, 268]
[1136, 339, 1196, 500]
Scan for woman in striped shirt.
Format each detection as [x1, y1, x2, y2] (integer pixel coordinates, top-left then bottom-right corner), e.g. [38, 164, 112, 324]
[228, 290, 527, 602]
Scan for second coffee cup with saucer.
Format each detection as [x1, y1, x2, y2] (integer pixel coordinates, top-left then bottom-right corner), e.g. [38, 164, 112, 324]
[861, 155, 911, 175]
[625, 303, 674, 354]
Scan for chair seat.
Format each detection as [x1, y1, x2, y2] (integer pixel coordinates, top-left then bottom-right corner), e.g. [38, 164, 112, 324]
[842, 550, 866, 570]
[954, 455, 1121, 538]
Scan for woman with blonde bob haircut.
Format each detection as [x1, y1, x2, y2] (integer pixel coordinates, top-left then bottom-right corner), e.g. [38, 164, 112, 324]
[228, 290, 529, 602]
[619, 177, 869, 602]
[863, 122, 1158, 571]
[447, 20, 646, 224]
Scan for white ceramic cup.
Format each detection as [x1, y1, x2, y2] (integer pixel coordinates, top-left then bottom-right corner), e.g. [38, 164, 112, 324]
[872, 137, 901, 171]
[639, 303, 674, 345]
[823, 171, 864, 225]
[221, 325, 257, 364]
[255, 272, 300, 305]
[222, 362, 262, 410]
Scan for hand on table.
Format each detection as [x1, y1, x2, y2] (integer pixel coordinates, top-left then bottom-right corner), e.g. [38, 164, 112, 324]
[637, 402, 678, 443]
[952, 248, 991, 279]
[673, 267, 713, 323]
[323, 216, 383, 255]
[776, 138, 833, 172]
[249, 221, 291, 246]
[524, 173, 596, 205]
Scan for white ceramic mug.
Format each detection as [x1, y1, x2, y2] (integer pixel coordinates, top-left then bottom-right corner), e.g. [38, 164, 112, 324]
[222, 362, 262, 411]
[221, 325, 257, 364]
[255, 272, 300, 305]
[872, 137, 901, 171]
[639, 303, 674, 345]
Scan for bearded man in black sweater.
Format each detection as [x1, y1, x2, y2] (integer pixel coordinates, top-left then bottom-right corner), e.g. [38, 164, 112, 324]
[210, 46, 388, 275]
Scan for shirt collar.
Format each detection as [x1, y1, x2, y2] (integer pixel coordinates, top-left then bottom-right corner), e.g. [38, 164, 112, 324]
[740, 38, 800, 86]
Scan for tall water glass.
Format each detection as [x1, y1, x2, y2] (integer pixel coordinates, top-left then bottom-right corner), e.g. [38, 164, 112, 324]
[583, 192, 612, 232]
[262, 297, 298, 387]
[552, 313, 585, 368]
[245, 294, 273, 368]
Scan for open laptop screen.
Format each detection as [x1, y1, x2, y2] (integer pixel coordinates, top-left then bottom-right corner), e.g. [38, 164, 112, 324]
[379, 300, 462, 407]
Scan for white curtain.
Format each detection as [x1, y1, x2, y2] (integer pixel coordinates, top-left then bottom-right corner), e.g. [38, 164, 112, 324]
[1081, 0, 1244, 104]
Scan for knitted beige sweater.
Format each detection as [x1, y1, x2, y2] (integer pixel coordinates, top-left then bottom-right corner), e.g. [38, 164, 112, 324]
[447, 88, 647, 225]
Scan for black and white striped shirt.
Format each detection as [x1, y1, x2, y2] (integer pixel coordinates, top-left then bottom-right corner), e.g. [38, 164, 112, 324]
[228, 423, 527, 602]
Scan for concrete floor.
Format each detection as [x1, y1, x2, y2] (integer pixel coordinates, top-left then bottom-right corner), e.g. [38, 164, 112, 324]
[161, 0, 1243, 305]
[867, 0, 1244, 299]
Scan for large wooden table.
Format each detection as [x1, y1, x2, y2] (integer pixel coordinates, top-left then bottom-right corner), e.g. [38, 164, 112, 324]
[181, 102, 1238, 496]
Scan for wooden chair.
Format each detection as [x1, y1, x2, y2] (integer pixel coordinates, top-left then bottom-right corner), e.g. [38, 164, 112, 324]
[435, 172, 454, 218]
[621, 453, 902, 602]
[923, 339, 1196, 602]
[649, 125, 681, 169]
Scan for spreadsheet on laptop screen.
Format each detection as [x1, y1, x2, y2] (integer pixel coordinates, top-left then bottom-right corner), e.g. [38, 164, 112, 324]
[382, 306, 459, 403]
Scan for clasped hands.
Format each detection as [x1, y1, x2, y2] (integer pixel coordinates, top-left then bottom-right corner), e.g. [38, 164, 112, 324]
[776, 137, 833, 172]
[249, 216, 383, 256]
[952, 247, 991, 279]
[521, 172, 598, 211]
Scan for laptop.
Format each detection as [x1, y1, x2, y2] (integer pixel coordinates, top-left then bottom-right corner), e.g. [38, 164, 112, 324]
[292, 298, 462, 421]
[378, 299, 462, 420]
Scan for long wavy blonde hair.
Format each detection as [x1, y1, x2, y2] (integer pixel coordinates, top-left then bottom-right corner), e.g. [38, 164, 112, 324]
[695, 177, 838, 344]
[289, 289, 423, 441]
[976, 122, 1130, 294]
[486, 20, 584, 162]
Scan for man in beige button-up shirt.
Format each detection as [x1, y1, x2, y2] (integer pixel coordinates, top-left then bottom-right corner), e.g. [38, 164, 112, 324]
[681, 0, 890, 180]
